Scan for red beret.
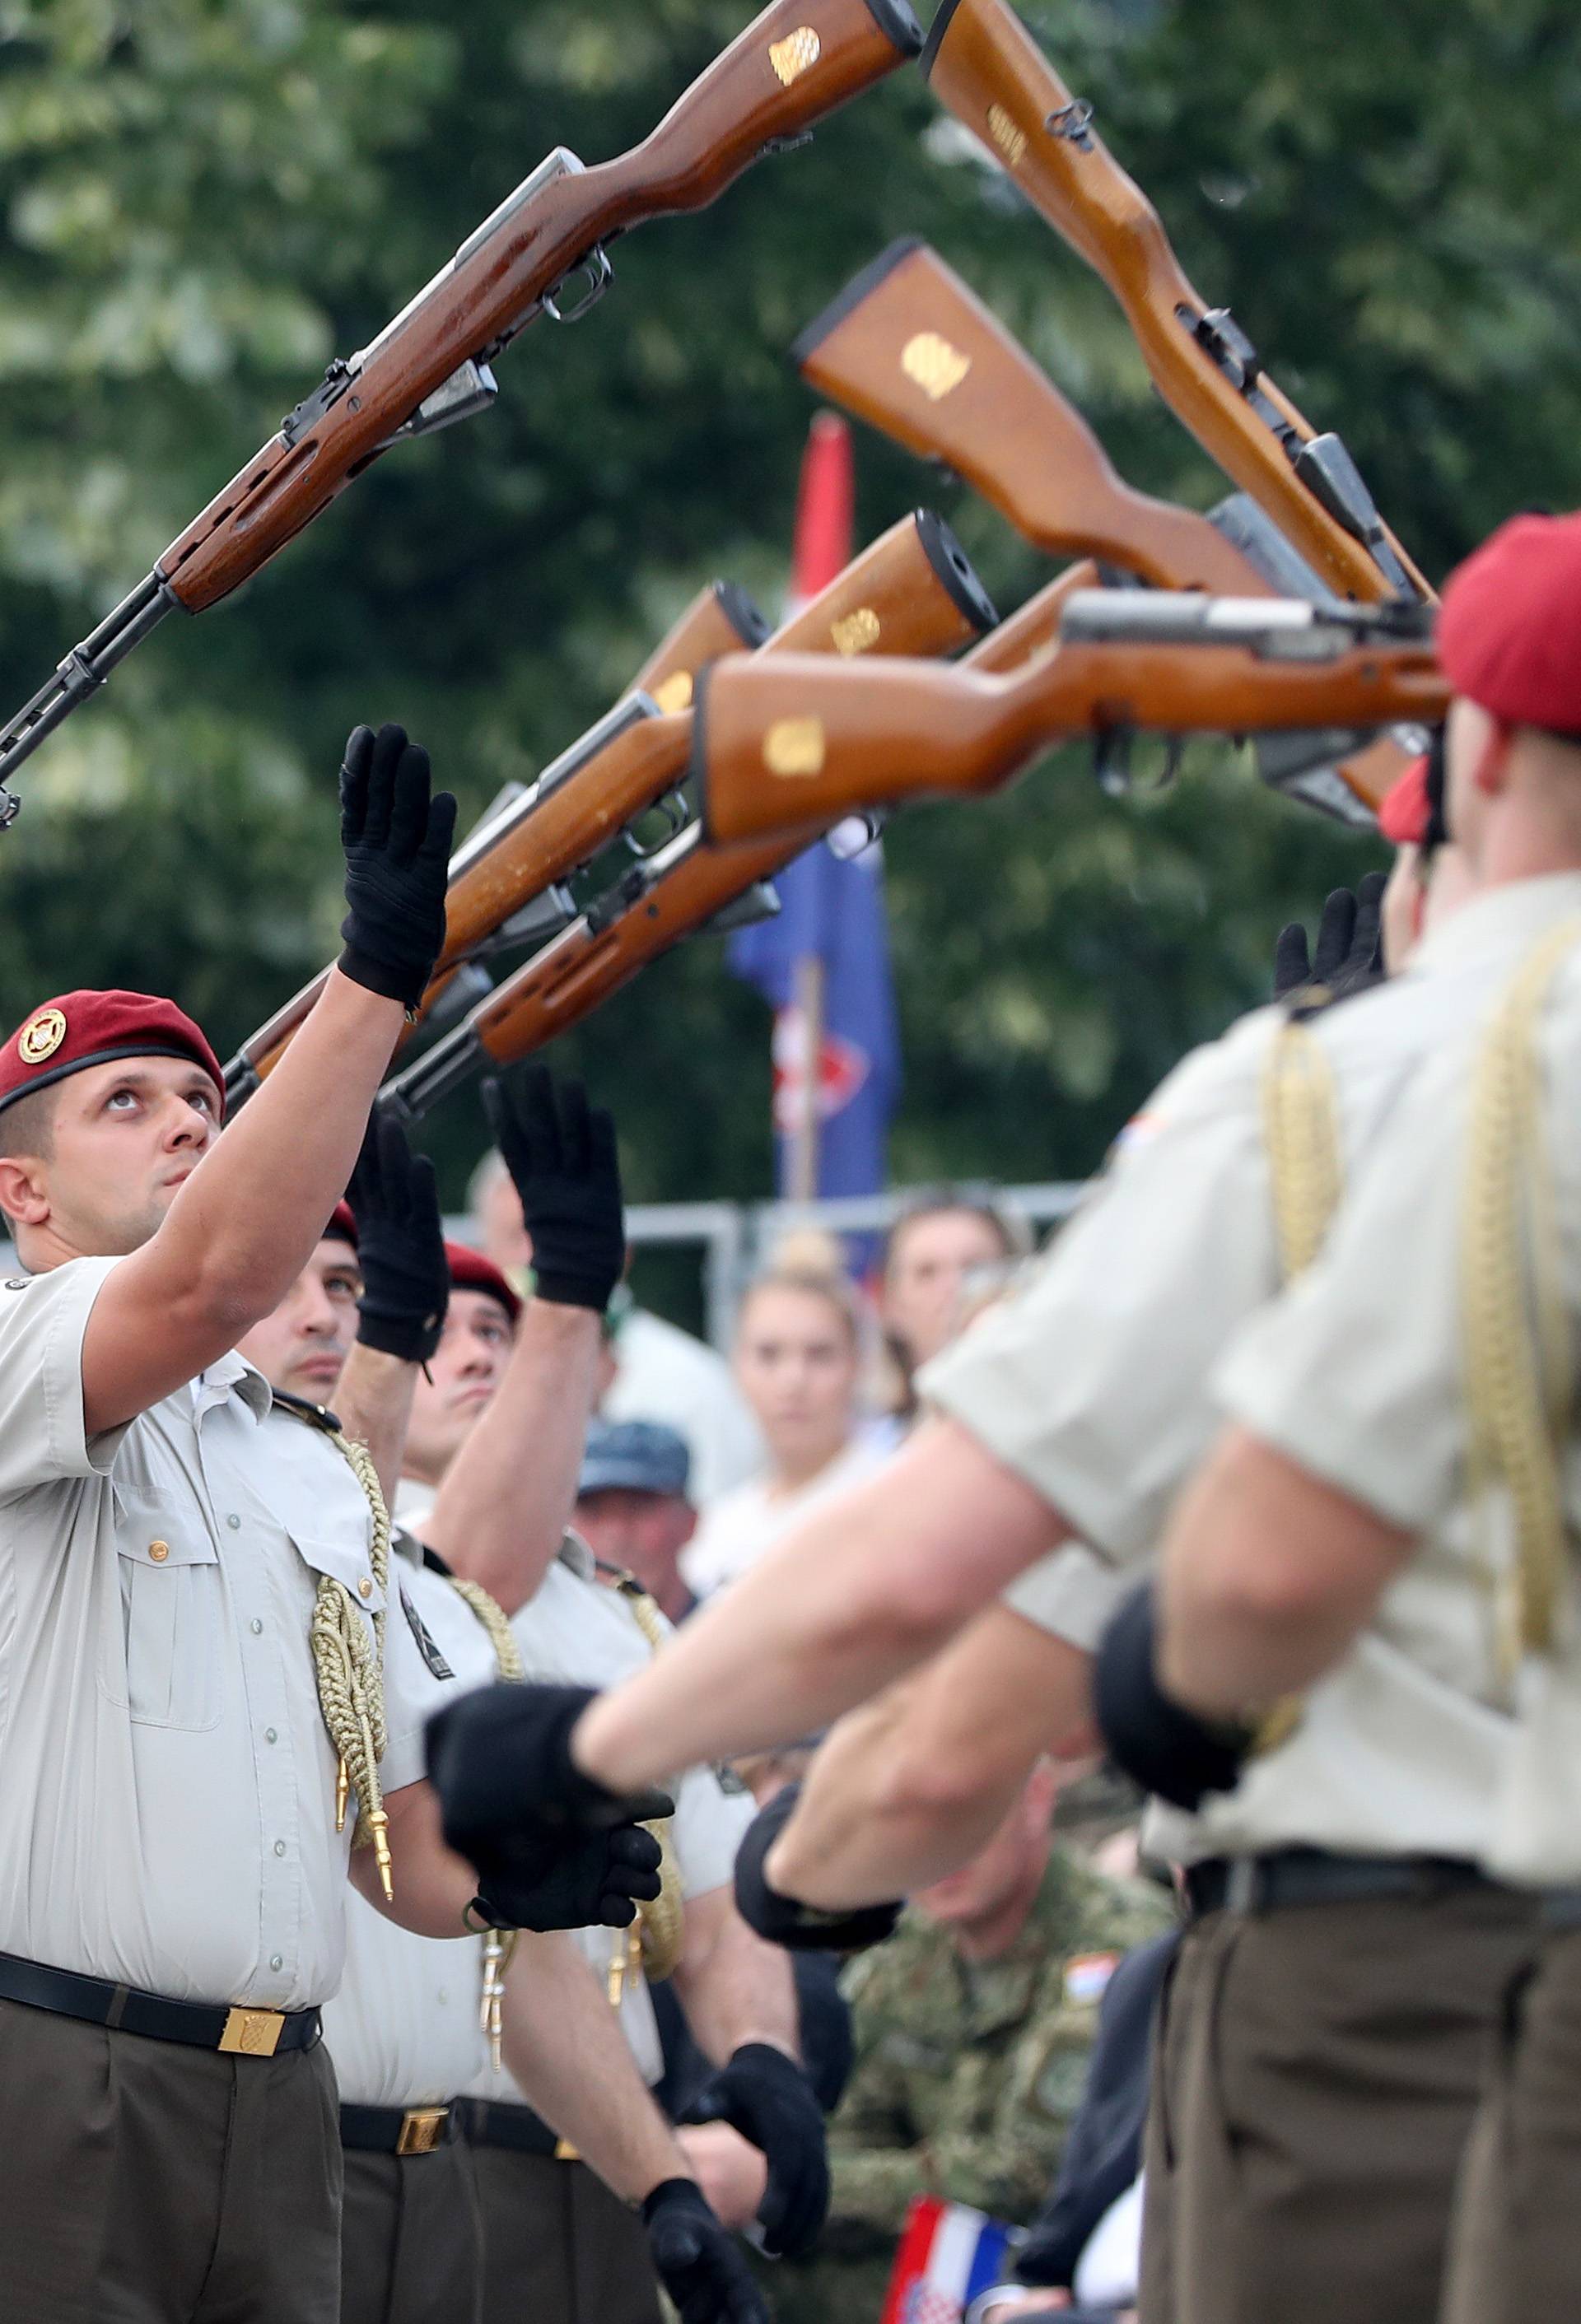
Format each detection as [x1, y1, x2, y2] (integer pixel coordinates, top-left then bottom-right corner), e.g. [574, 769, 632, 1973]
[1438, 510, 1581, 734]
[1378, 754, 1431, 847]
[444, 1239, 522, 1323]
[324, 1200, 359, 1250]
[0, 989, 225, 1122]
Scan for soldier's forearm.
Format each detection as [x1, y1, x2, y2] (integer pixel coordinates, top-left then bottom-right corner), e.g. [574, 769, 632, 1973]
[333, 1343, 418, 1514]
[672, 1888, 800, 2066]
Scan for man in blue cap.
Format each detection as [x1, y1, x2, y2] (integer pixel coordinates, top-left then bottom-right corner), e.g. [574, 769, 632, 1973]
[576, 1419, 701, 1627]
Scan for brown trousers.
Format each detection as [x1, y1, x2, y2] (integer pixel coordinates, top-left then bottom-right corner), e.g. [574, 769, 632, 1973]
[0, 1992, 342, 2323]
[340, 2137, 484, 2324]
[1140, 1885, 1543, 2324]
[471, 2148, 663, 2324]
[1440, 1920, 1581, 2324]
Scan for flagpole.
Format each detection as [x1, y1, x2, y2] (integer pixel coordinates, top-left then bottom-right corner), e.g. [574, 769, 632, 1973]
[788, 952, 825, 1202]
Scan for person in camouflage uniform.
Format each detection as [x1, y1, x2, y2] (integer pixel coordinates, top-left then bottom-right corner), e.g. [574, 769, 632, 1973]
[767, 1764, 1174, 2324]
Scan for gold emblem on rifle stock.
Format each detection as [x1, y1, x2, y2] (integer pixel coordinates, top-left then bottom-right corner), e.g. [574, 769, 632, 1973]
[831, 608, 881, 656]
[651, 671, 694, 714]
[769, 27, 821, 85]
[901, 332, 972, 403]
[986, 104, 1027, 168]
[17, 1007, 66, 1065]
[763, 717, 826, 777]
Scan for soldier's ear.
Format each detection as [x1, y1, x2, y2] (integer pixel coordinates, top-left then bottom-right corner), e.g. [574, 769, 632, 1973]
[0, 1153, 49, 1230]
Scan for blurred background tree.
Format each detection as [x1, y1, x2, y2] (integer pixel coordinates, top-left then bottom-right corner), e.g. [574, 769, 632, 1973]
[0, 0, 1576, 1290]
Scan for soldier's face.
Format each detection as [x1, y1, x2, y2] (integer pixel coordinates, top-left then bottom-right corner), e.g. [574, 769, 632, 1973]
[10, 1056, 222, 1258]
[403, 1288, 515, 1479]
[883, 1210, 1008, 1370]
[237, 1238, 362, 1401]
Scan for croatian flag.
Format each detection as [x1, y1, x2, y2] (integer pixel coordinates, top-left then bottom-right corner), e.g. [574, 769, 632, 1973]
[880, 2196, 1016, 2324]
[725, 412, 901, 1197]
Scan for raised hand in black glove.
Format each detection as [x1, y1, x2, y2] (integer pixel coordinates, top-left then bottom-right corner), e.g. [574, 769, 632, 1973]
[426, 1679, 674, 1933]
[734, 1783, 902, 1955]
[472, 1822, 665, 1934]
[346, 1111, 449, 1363]
[682, 2040, 830, 2258]
[641, 2179, 771, 2324]
[1094, 1578, 1252, 1813]
[483, 1065, 625, 1312]
[338, 722, 456, 1010]
[1272, 870, 1387, 1004]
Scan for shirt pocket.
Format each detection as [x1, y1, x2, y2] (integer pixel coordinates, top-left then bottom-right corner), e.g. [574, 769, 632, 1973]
[289, 1531, 386, 1649]
[105, 1487, 223, 1731]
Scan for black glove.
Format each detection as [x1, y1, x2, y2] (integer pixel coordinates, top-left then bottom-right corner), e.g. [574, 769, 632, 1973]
[338, 722, 456, 1009]
[682, 2040, 830, 2258]
[483, 1065, 625, 1312]
[1093, 1579, 1252, 1813]
[346, 1112, 449, 1363]
[734, 1784, 902, 1955]
[426, 1681, 674, 1932]
[641, 2180, 771, 2324]
[1271, 870, 1387, 1004]
[472, 1821, 665, 1933]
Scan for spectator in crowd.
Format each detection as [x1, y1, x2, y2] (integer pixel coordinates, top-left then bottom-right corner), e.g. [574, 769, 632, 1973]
[575, 1418, 700, 1625]
[682, 1266, 884, 1599]
[878, 1191, 1032, 1426]
[770, 1767, 1173, 2324]
[469, 1146, 764, 1505]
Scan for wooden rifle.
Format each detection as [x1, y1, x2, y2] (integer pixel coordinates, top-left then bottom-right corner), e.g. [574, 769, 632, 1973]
[920, 0, 1429, 606]
[371, 538, 1047, 1124]
[630, 580, 770, 711]
[794, 234, 1416, 822]
[0, 0, 923, 823]
[222, 509, 993, 1111]
[697, 593, 1448, 841]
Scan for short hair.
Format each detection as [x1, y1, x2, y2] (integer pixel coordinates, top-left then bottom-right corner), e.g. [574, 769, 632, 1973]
[738, 1264, 862, 1349]
[0, 1083, 58, 1227]
[882, 1186, 1032, 1276]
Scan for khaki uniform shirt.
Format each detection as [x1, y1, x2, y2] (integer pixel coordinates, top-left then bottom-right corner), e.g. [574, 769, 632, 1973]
[394, 1489, 753, 2096]
[0, 1258, 431, 2010]
[925, 877, 1581, 1865]
[1216, 905, 1581, 1885]
[321, 1550, 504, 2107]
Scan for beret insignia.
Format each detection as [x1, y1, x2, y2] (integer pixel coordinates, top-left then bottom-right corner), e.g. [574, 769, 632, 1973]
[17, 1008, 66, 1066]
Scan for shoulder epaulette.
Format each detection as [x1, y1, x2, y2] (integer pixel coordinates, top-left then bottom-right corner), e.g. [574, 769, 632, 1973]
[269, 1386, 344, 1437]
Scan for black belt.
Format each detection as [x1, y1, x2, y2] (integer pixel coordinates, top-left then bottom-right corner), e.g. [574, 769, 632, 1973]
[1185, 1848, 1497, 1918]
[0, 1947, 321, 2056]
[340, 2102, 454, 2156]
[453, 2095, 572, 2159]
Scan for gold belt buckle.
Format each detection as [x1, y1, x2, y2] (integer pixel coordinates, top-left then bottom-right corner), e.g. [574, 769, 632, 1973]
[218, 2006, 286, 2058]
[397, 2107, 449, 2157]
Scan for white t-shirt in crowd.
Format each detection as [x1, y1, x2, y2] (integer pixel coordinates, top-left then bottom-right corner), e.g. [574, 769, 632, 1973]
[603, 1306, 765, 1508]
[680, 1436, 885, 1599]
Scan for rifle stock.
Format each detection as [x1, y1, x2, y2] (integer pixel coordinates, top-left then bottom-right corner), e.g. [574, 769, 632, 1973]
[695, 629, 1448, 839]
[630, 580, 769, 710]
[0, 0, 921, 810]
[920, 0, 1429, 605]
[224, 509, 992, 1107]
[796, 238, 1258, 594]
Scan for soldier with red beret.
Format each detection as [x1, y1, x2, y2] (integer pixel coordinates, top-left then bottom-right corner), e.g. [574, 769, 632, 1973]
[423, 508, 1581, 2324]
[0, 725, 666, 2323]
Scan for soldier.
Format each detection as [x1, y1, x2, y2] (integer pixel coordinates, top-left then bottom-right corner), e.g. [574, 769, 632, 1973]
[1144, 507, 1581, 2324]
[0, 726, 659, 2322]
[770, 1764, 1169, 2324]
[395, 1073, 828, 2324]
[422, 515, 1581, 2324]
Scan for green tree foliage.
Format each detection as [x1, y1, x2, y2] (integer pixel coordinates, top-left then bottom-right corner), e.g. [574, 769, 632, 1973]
[0, 0, 1574, 1210]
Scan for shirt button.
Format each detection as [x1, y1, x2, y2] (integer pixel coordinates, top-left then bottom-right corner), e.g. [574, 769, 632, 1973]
[250, 1619, 264, 1636]
[147, 1540, 170, 1563]
[269, 1954, 283, 1972]
[226, 1515, 241, 1531]
[357, 1577, 373, 1600]
[264, 1727, 277, 1745]
[436, 1988, 449, 2005]
[274, 1840, 287, 1857]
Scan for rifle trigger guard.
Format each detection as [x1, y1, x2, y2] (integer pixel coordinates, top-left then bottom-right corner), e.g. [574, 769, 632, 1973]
[0, 782, 18, 831]
[1094, 727, 1133, 799]
[623, 789, 689, 859]
[543, 246, 613, 325]
[1045, 98, 1095, 148]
